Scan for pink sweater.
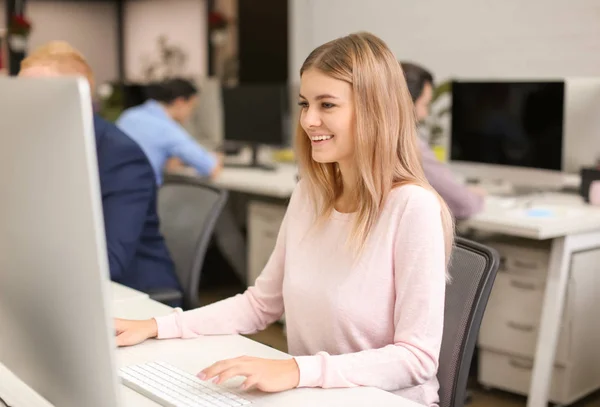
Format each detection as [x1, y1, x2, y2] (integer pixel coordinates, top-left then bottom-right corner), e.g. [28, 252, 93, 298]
[155, 181, 447, 407]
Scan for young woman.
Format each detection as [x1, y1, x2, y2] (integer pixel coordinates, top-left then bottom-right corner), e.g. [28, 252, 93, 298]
[115, 32, 454, 407]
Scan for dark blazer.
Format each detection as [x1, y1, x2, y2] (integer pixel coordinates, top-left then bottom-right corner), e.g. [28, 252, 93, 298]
[94, 114, 180, 294]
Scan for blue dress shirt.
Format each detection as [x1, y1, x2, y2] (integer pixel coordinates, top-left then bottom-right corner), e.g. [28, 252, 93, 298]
[116, 100, 217, 185]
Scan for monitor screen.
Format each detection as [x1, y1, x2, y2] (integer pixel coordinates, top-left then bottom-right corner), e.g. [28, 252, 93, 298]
[450, 80, 564, 171]
[222, 83, 289, 147]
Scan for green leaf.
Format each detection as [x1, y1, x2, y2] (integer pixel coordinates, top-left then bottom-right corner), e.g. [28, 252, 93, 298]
[432, 80, 452, 103]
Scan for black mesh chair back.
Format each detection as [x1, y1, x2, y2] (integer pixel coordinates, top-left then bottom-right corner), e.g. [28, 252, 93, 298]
[438, 237, 500, 407]
[153, 174, 228, 309]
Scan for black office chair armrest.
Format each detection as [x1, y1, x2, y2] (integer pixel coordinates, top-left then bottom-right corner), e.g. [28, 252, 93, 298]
[147, 289, 183, 304]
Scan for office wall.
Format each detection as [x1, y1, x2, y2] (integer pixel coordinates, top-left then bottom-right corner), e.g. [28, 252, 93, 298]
[124, 0, 207, 82]
[0, 0, 119, 85]
[289, 0, 600, 83]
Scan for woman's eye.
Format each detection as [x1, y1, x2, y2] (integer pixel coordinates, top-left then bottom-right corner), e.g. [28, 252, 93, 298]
[322, 103, 335, 109]
[297, 101, 308, 108]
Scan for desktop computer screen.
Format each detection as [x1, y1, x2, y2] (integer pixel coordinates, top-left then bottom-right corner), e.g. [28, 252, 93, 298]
[450, 80, 565, 171]
[221, 83, 289, 168]
[0, 77, 121, 407]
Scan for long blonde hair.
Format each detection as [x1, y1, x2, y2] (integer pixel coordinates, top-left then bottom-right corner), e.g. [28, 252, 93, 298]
[295, 32, 455, 269]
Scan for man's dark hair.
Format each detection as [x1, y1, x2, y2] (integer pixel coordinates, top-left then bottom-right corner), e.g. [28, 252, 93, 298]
[145, 78, 199, 104]
[400, 61, 434, 102]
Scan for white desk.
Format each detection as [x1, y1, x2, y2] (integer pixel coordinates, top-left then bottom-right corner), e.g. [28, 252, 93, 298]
[111, 281, 150, 302]
[0, 285, 421, 407]
[170, 162, 297, 200]
[212, 164, 297, 199]
[464, 193, 600, 407]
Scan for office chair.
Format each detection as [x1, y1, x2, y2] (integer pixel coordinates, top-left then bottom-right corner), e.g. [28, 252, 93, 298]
[150, 173, 228, 310]
[437, 237, 500, 407]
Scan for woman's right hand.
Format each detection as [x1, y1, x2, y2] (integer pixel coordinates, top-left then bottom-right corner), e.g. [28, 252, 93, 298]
[114, 318, 158, 347]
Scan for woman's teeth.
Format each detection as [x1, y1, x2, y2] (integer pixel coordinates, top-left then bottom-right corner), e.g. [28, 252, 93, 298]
[311, 135, 333, 141]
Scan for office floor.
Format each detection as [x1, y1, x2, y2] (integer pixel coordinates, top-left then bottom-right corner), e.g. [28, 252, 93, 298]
[198, 275, 600, 407]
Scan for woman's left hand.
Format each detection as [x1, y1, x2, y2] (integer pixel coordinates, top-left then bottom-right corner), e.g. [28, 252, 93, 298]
[198, 356, 300, 392]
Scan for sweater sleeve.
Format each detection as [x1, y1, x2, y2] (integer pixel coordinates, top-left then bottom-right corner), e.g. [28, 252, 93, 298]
[154, 184, 301, 339]
[293, 187, 447, 391]
[420, 140, 484, 219]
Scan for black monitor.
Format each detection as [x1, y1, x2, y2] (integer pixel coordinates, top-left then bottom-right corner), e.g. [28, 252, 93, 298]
[450, 80, 565, 172]
[222, 83, 289, 170]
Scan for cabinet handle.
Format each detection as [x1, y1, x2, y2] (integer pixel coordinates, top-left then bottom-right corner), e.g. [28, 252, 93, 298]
[509, 358, 533, 370]
[507, 321, 534, 332]
[509, 280, 537, 290]
[513, 259, 537, 269]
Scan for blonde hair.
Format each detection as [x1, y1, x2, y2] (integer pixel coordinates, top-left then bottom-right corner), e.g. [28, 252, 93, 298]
[295, 32, 455, 270]
[21, 41, 95, 90]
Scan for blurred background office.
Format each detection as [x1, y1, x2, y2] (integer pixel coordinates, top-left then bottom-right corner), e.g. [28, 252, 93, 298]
[2, 1, 600, 406]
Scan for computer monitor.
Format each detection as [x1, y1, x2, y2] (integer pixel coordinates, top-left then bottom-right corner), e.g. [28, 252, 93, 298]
[0, 77, 122, 407]
[562, 77, 600, 173]
[450, 80, 565, 173]
[221, 83, 289, 170]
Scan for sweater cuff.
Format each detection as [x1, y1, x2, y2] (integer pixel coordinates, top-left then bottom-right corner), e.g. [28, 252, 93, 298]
[154, 308, 184, 339]
[294, 354, 324, 388]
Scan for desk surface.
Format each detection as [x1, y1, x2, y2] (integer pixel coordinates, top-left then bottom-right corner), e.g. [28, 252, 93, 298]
[113, 297, 416, 407]
[111, 282, 150, 302]
[0, 285, 419, 407]
[176, 163, 600, 239]
[464, 192, 600, 239]
[213, 164, 297, 199]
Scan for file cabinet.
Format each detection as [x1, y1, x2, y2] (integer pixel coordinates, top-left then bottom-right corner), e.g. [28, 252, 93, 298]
[478, 237, 600, 405]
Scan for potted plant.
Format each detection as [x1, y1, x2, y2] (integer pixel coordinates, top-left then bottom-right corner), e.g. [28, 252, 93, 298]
[8, 14, 32, 53]
[425, 80, 452, 162]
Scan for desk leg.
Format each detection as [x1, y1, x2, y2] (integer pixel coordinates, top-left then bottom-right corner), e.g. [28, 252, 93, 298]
[527, 237, 570, 407]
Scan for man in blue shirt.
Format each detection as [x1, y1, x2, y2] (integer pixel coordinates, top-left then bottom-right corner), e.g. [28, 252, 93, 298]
[19, 41, 181, 299]
[117, 78, 223, 185]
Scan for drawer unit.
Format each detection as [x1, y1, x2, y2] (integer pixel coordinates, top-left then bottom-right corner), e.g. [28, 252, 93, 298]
[478, 239, 600, 405]
[479, 273, 570, 364]
[479, 350, 568, 403]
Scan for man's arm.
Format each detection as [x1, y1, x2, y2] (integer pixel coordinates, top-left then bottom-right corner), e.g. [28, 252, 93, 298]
[98, 127, 156, 281]
[168, 125, 223, 178]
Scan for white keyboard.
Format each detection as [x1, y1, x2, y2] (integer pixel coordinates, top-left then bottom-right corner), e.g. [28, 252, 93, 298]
[119, 361, 252, 407]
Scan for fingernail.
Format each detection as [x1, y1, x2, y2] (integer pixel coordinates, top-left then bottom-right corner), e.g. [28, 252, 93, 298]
[197, 373, 206, 380]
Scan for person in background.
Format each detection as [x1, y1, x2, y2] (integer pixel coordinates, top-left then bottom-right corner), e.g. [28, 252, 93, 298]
[19, 41, 181, 299]
[114, 32, 453, 407]
[117, 78, 223, 185]
[401, 61, 485, 219]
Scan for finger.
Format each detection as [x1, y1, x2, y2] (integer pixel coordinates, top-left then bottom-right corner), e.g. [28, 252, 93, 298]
[115, 333, 130, 347]
[199, 358, 241, 380]
[114, 319, 125, 334]
[240, 375, 259, 391]
[213, 365, 249, 385]
[200, 356, 250, 379]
